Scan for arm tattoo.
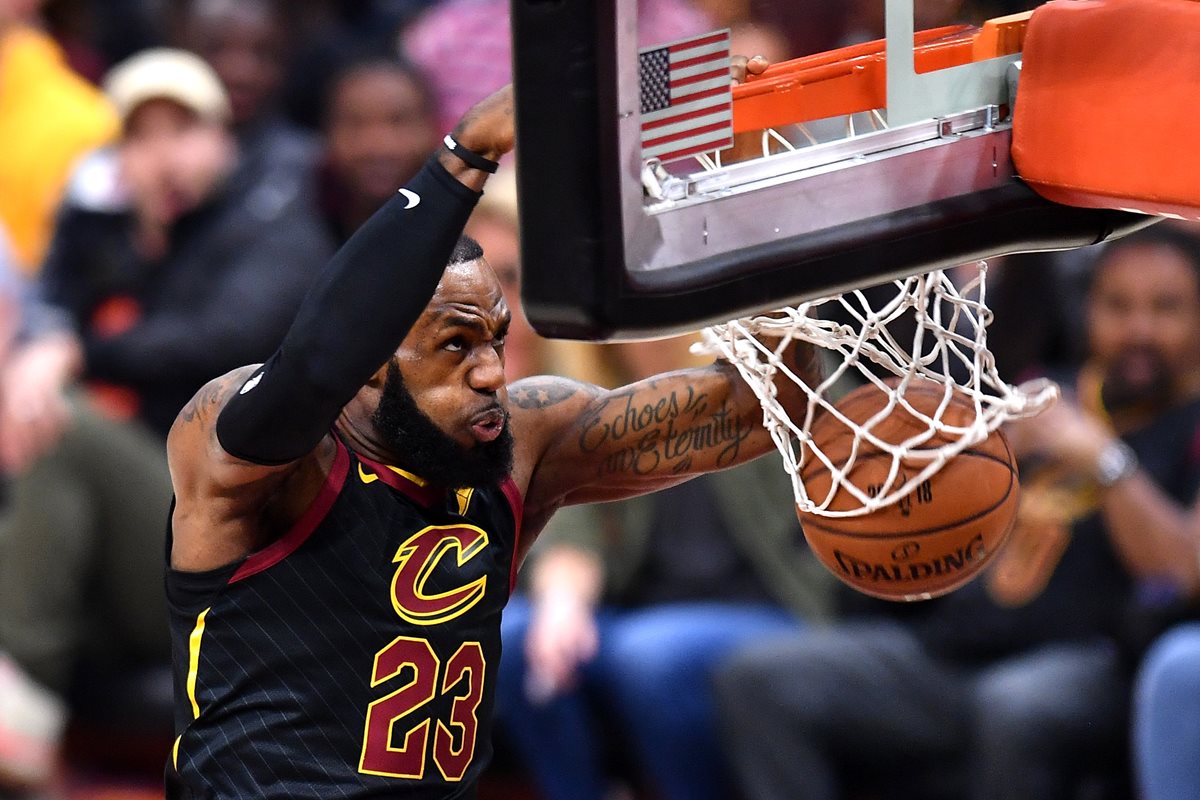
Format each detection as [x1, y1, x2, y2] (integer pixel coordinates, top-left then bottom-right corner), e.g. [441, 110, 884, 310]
[509, 378, 593, 410]
[178, 373, 238, 424]
[578, 383, 753, 477]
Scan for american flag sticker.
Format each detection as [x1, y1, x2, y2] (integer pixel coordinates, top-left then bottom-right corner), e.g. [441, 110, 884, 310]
[639, 29, 733, 164]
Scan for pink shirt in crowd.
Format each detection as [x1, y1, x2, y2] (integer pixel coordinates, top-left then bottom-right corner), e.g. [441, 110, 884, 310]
[402, 0, 714, 134]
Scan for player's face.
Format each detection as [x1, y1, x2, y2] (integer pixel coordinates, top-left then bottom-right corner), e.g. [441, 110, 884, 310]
[373, 259, 514, 483]
[1088, 242, 1200, 408]
[371, 361, 514, 488]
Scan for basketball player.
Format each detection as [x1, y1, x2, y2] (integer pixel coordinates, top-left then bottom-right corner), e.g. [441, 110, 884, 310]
[164, 66, 794, 797]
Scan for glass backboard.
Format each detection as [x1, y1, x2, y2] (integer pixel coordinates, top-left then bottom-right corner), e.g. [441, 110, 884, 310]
[511, 0, 1154, 340]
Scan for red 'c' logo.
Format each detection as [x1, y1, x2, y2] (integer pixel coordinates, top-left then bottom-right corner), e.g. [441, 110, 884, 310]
[390, 525, 489, 625]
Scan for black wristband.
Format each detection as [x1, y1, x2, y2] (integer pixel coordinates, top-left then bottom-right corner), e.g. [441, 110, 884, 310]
[442, 134, 500, 173]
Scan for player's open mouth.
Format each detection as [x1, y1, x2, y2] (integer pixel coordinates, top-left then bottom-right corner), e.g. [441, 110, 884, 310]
[470, 408, 506, 443]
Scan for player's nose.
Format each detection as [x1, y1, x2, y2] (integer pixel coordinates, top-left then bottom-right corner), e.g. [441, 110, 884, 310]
[468, 347, 506, 394]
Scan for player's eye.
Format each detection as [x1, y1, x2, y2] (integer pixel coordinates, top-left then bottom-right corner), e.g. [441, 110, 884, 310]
[443, 337, 467, 352]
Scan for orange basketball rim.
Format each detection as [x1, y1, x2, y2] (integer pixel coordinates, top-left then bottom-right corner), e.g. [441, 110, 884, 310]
[733, 0, 1200, 221]
[731, 13, 1032, 133]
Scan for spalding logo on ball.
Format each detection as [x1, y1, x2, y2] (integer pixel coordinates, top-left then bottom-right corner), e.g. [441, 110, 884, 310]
[796, 379, 1019, 602]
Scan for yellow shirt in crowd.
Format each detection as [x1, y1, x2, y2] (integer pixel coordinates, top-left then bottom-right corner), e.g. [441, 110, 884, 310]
[0, 26, 117, 274]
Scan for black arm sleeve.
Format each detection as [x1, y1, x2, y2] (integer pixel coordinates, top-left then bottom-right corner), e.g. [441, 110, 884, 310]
[215, 156, 482, 464]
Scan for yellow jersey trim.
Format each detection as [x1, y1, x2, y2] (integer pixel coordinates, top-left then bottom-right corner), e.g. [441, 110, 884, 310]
[387, 465, 428, 486]
[186, 608, 210, 719]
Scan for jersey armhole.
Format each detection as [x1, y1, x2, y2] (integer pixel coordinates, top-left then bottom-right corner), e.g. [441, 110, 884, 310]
[166, 561, 240, 614]
[500, 476, 524, 593]
[227, 436, 352, 584]
[165, 498, 239, 613]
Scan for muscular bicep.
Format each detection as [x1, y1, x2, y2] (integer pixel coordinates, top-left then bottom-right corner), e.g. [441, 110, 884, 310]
[167, 366, 328, 572]
[514, 365, 775, 515]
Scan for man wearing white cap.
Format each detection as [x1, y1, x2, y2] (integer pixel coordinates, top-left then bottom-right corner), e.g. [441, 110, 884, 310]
[0, 48, 333, 790]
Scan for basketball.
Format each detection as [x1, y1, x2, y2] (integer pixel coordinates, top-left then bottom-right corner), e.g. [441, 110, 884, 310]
[797, 379, 1019, 601]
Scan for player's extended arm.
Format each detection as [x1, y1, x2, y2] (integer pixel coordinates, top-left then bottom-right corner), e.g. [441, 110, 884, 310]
[512, 341, 820, 528]
[168, 87, 515, 570]
[215, 88, 513, 466]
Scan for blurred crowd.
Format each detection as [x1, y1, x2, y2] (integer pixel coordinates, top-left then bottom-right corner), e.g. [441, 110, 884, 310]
[0, 0, 1198, 799]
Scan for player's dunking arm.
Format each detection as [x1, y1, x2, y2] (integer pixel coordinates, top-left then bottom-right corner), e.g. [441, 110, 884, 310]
[167, 87, 515, 573]
[508, 345, 820, 537]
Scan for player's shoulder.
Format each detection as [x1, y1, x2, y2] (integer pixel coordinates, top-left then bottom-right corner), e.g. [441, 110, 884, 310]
[168, 366, 267, 472]
[506, 375, 604, 479]
[173, 365, 264, 436]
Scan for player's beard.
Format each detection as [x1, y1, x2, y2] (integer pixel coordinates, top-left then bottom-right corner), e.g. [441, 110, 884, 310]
[371, 361, 514, 488]
[1100, 344, 1174, 414]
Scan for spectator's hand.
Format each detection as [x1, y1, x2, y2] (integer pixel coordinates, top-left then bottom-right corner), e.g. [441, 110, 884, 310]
[453, 84, 516, 163]
[524, 592, 599, 704]
[0, 334, 81, 473]
[1004, 395, 1114, 475]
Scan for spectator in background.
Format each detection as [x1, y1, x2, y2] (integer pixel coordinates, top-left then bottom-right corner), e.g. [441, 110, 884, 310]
[279, 0, 436, 129]
[0, 0, 118, 275]
[0, 49, 333, 792]
[43, 0, 163, 71]
[175, 0, 319, 183]
[320, 55, 439, 245]
[8, 48, 333, 441]
[1135, 623, 1200, 800]
[496, 340, 835, 800]
[1129, 228, 1200, 800]
[0, 228, 70, 791]
[715, 225, 1200, 800]
[400, 0, 714, 135]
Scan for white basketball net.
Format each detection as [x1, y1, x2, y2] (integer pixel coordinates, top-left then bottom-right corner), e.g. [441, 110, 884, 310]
[696, 262, 1058, 518]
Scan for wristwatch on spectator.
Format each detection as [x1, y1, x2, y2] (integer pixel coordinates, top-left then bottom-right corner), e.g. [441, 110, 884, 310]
[1094, 439, 1138, 488]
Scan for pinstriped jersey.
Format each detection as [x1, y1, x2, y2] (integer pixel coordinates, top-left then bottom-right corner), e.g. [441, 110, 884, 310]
[164, 436, 523, 799]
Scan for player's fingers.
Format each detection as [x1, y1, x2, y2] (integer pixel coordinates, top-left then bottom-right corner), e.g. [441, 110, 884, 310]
[731, 54, 770, 85]
[730, 54, 748, 85]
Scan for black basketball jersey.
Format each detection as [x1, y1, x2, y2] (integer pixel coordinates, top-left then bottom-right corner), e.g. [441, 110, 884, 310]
[164, 436, 522, 799]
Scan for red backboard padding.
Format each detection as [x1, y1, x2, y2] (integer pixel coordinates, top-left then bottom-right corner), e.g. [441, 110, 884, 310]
[1013, 0, 1200, 218]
